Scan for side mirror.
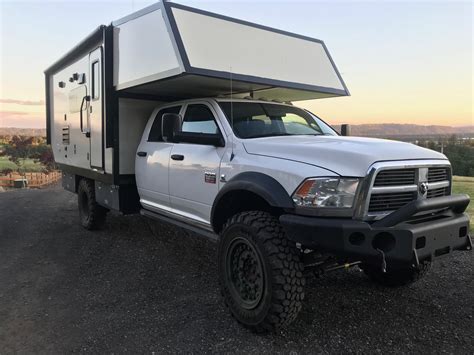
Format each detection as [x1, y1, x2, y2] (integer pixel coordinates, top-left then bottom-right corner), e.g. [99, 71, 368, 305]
[174, 132, 225, 147]
[162, 113, 181, 142]
[341, 124, 351, 136]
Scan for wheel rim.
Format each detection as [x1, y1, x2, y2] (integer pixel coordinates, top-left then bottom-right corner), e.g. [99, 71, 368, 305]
[226, 237, 264, 310]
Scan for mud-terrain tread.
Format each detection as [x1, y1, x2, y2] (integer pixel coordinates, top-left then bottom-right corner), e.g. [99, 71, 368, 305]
[218, 211, 305, 333]
[77, 179, 107, 230]
[361, 261, 431, 287]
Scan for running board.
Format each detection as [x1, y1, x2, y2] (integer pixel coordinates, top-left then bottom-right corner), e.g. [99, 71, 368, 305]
[140, 209, 219, 242]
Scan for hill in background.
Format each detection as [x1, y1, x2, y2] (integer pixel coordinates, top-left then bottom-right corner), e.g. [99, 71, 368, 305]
[0, 128, 47, 137]
[0, 124, 473, 139]
[337, 124, 474, 137]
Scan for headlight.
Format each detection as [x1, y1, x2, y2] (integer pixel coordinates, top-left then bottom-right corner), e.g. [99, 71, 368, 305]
[292, 178, 359, 208]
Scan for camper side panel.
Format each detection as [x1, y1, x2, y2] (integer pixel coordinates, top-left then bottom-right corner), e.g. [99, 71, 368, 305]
[171, 6, 346, 93]
[113, 6, 183, 90]
[118, 98, 161, 175]
[51, 56, 93, 171]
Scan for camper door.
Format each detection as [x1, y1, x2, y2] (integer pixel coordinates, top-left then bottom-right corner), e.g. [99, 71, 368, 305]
[88, 47, 103, 170]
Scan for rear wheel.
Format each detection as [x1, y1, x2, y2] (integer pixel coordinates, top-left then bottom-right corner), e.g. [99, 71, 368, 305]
[218, 211, 305, 333]
[77, 179, 107, 230]
[360, 261, 431, 287]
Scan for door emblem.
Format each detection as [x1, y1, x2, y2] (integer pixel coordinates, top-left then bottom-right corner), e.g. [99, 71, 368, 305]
[419, 182, 428, 198]
[205, 172, 217, 184]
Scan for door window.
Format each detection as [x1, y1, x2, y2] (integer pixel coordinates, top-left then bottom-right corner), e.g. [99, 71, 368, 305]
[68, 85, 87, 113]
[148, 106, 181, 142]
[91, 61, 100, 100]
[182, 104, 219, 134]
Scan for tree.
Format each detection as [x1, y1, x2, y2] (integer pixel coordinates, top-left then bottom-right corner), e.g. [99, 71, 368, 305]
[35, 148, 56, 172]
[0, 136, 34, 173]
[0, 135, 56, 174]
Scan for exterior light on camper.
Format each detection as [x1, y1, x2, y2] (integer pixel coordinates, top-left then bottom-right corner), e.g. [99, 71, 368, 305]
[292, 178, 359, 208]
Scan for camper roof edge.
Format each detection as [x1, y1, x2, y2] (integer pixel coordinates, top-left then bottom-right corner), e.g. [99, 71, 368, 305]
[112, 1, 349, 96]
[44, 25, 106, 75]
[163, 1, 349, 96]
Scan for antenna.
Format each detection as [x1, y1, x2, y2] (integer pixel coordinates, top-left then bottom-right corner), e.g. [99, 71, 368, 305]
[230, 66, 235, 161]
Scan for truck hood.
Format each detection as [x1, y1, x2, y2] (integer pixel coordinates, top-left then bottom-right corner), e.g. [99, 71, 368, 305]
[242, 135, 447, 177]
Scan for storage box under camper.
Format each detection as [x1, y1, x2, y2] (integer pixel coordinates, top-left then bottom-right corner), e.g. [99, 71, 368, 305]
[45, 0, 349, 213]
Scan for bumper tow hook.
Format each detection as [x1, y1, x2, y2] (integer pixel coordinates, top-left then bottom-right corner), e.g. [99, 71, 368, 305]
[376, 248, 387, 273]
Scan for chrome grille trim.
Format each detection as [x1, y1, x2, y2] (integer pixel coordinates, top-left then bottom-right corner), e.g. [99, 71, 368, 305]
[353, 160, 452, 221]
[371, 185, 418, 194]
[426, 181, 450, 190]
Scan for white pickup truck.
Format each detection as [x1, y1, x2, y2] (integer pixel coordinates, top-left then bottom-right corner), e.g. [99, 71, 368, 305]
[79, 96, 469, 332]
[45, 1, 471, 332]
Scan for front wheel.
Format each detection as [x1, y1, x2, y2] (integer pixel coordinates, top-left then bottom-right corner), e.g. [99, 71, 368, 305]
[218, 211, 305, 333]
[360, 261, 431, 287]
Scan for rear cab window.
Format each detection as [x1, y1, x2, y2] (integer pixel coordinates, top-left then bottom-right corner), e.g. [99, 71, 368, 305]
[148, 106, 181, 142]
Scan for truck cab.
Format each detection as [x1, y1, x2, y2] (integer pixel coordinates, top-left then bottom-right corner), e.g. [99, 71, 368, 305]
[135, 98, 337, 230]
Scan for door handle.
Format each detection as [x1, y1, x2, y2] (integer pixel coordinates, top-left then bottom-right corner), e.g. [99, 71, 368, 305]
[171, 154, 184, 161]
[80, 95, 91, 135]
[137, 151, 147, 157]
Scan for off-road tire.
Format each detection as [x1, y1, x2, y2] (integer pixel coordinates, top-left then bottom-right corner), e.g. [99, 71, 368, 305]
[77, 179, 107, 230]
[360, 261, 431, 287]
[218, 211, 305, 333]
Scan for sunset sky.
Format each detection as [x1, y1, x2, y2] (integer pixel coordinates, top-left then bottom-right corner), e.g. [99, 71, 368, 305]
[0, 0, 472, 128]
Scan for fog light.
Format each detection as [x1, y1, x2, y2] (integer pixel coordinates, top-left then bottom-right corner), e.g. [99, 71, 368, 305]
[372, 232, 396, 253]
[349, 232, 365, 246]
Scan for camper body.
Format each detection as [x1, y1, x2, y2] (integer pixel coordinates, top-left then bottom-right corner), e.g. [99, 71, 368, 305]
[45, 1, 471, 332]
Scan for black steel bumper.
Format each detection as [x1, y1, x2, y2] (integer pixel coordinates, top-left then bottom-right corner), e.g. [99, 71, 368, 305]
[280, 194, 472, 269]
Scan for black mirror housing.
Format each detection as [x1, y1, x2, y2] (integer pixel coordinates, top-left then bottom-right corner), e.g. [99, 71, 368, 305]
[341, 124, 351, 136]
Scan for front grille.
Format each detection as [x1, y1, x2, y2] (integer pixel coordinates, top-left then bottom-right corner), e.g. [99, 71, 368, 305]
[428, 167, 448, 182]
[427, 187, 450, 199]
[367, 165, 451, 216]
[373, 169, 416, 186]
[368, 191, 416, 212]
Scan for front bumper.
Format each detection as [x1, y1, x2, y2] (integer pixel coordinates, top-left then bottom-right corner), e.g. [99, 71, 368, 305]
[280, 194, 471, 269]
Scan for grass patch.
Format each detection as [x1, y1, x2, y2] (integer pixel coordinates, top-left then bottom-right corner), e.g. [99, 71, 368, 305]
[0, 156, 18, 171]
[453, 175, 474, 183]
[452, 178, 473, 232]
[0, 156, 45, 173]
[19, 159, 45, 172]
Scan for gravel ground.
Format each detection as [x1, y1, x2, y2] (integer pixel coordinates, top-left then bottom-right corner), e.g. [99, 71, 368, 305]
[0, 185, 473, 353]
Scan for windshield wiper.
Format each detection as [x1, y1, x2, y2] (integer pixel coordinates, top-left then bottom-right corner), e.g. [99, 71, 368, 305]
[244, 133, 293, 139]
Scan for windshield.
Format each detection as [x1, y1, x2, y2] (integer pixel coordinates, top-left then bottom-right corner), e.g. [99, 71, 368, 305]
[218, 102, 337, 139]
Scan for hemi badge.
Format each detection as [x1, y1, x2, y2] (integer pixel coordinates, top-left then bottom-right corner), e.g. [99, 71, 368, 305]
[204, 172, 217, 184]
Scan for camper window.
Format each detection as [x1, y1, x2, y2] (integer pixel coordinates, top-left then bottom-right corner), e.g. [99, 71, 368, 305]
[68, 85, 87, 113]
[148, 106, 181, 142]
[91, 61, 100, 100]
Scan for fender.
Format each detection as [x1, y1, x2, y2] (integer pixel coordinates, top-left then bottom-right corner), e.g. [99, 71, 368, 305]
[211, 172, 294, 223]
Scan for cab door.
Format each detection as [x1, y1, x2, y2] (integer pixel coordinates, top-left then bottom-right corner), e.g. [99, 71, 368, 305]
[88, 47, 103, 169]
[168, 103, 226, 224]
[135, 105, 182, 210]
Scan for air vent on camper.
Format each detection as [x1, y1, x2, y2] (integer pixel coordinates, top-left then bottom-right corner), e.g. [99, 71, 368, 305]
[62, 126, 70, 145]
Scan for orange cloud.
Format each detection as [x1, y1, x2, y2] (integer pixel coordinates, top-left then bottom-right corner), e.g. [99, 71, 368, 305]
[0, 111, 44, 128]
